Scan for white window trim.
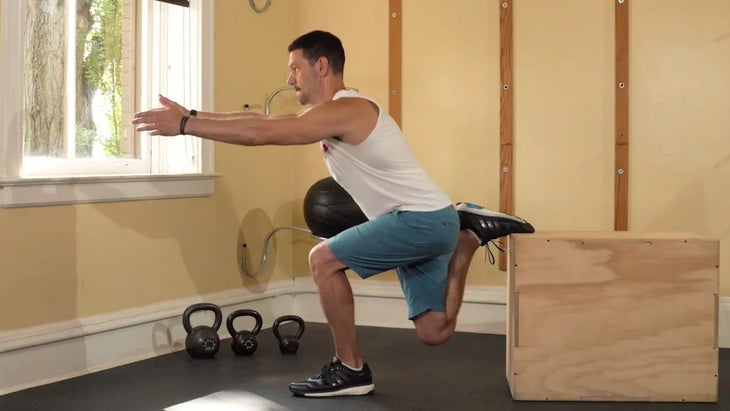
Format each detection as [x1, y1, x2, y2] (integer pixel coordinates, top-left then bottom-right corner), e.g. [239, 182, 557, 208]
[0, 174, 218, 208]
[0, 0, 218, 208]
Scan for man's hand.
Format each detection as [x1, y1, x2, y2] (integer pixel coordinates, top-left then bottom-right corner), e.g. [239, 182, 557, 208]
[159, 95, 192, 117]
[133, 95, 188, 136]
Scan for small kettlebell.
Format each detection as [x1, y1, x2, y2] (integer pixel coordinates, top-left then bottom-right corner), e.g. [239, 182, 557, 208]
[182, 303, 222, 359]
[226, 309, 263, 356]
[273, 315, 306, 354]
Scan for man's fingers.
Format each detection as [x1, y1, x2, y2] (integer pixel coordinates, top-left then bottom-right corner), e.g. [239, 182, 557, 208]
[135, 123, 157, 132]
[133, 101, 178, 135]
[133, 107, 171, 124]
[132, 110, 158, 123]
[135, 107, 167, 116]
[135, 123, 175, 136]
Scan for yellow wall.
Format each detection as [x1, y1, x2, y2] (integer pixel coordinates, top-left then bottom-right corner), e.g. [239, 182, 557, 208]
[514, 0, 615, 233]
[1, 0, 728, 331]
[629, 0, 730, 286]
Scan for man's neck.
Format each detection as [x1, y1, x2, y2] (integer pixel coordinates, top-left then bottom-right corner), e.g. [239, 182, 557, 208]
[317, 80, 347, 103]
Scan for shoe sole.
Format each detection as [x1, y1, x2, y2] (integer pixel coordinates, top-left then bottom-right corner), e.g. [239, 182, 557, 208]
[291, 383, 375, 398]
[458, 212, 535, 245]
[456, 203, 528, 221]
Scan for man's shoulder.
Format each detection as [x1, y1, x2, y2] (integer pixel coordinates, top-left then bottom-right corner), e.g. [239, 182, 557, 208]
[322, 96, 379, 114]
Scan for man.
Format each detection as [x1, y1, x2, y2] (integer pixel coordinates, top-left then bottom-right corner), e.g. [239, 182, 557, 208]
[133, 30, 533, 398]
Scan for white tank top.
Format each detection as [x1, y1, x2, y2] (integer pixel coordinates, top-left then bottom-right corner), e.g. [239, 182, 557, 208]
[320, 89, 452, 219]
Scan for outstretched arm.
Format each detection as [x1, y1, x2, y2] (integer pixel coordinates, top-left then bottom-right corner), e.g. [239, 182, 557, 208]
[133, 95, 377, 146]
[157, 95, 297, 120]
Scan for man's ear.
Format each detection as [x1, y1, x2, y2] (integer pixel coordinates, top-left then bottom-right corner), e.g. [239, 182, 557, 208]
[316, 56, 330, 76]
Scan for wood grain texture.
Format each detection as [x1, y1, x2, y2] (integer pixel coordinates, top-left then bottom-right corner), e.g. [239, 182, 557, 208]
[615, 0, 629, 231]
[507, 233, 719, 402]
[499, 0, 514, 271]
[389, 0, 402, 127]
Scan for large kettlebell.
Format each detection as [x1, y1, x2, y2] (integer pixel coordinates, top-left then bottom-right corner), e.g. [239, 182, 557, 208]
[182, 303, 223, 359]
[273, 315, 306, 354]
[227, 309, 263, 356]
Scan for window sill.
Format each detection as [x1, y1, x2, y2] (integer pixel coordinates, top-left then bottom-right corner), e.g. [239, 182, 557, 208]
[0, 173, 220, 208]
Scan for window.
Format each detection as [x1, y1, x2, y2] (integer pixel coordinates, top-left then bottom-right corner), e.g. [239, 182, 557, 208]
[0, 0, 216, 207]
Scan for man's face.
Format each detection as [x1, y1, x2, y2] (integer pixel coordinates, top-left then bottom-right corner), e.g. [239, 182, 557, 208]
[287, 49, 318, 105]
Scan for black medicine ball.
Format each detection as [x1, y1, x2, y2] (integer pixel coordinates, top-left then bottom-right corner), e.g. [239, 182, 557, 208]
[303, 177, 368, 238]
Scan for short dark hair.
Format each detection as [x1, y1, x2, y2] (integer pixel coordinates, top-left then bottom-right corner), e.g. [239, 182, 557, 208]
[288, 30, 345, 75]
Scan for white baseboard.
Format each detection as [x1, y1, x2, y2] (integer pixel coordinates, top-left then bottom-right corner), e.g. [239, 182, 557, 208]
[1, 279, 728, 396]
[720, 297, 730, 348]
[291, 277, 507, 334]
[0, 280, 296, 396]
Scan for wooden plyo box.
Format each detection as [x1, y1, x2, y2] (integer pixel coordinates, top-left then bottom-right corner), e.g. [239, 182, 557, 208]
[506, 232, 719, 402]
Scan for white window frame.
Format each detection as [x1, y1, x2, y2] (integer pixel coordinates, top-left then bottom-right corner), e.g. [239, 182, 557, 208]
[0, 0, 217, 208]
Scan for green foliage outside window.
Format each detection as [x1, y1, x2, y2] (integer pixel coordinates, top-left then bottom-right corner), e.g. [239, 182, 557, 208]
[82, 0, 123, 157]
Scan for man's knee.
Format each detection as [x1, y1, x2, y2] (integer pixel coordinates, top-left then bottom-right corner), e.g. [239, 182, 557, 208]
[413, 312, 453, 346]
[308, 242, 343, 282]
[417, 328, 452, 346]
[308, 244, 327, 280]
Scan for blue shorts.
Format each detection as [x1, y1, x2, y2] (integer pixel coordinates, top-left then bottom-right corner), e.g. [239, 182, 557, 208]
[327, 206, 459, 319]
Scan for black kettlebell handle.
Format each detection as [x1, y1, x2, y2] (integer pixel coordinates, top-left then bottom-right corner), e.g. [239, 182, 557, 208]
[273, 315, 305, 340]
[227, 309, 263, 337]
[182, 303, 222, 334]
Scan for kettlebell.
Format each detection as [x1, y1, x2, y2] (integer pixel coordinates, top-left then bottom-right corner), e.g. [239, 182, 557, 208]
[226, 309, 263, 356]
[182, 303, 223, 359]
[273, 315, 306, 354]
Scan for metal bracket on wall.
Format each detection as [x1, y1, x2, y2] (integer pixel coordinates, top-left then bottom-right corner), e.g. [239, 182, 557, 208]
[249, 0, 272, 13]
[241, 226, 320, 277]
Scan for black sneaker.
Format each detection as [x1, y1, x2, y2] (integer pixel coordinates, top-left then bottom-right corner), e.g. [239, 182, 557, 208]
[289, 359, 375, 397]
[456, 202, 535, 246]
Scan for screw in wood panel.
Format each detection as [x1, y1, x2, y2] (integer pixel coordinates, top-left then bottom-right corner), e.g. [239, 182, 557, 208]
[503, 84, 510, 90]
[503, 2, 509, 8]
[618, 0, 625, 3]
[391, 90, 398, 96]
[617, 168, 624, 175]
[502, 166, 509, 173]
[619, 82, 625, 88]
[391, 12, 398, 18]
